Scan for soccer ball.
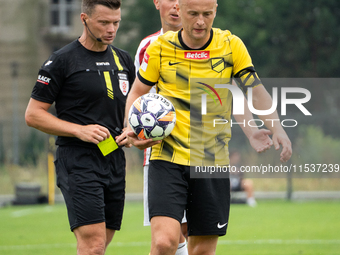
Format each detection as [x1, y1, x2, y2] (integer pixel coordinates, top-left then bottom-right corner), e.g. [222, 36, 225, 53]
[128, 93, 176, 141]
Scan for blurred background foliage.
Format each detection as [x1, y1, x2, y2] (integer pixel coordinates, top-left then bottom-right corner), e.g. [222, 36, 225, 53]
[118, 0, 340, 77]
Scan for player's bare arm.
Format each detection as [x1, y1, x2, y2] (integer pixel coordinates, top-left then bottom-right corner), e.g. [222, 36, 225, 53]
[25, 98, 110, 144]
[251, 85, 292, 162]
[231, 81, 273, 153]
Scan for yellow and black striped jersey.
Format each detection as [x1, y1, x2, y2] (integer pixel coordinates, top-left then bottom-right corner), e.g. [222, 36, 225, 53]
[138, 28, 255, 166]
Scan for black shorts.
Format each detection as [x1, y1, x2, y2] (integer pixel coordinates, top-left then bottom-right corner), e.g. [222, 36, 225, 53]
[148, 160, 230, 236]
[55, 146, 126, 231]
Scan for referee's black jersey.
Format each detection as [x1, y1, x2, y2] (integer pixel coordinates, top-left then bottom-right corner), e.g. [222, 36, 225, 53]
[31, 39, 135, 148]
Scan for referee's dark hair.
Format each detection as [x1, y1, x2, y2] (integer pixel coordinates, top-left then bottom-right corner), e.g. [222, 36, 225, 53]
[82, 0, 121, 15]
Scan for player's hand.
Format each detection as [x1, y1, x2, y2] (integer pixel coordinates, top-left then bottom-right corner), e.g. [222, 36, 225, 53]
[77, 124, 111, 144]
[115, 128, 132, 148]
[272, 131, 292, 163]
[249, 129, 273, 153]
[126, 131, 161, 150]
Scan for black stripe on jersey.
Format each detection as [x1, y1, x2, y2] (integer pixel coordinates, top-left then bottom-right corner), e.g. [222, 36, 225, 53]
[137, 71, 156, 86]
[216, 133, 228, 146]
[158, 40, 164, 84]
[175, 69, 190, 91]
[159, 139, 174, 160]
[172, 134, 190, 149]
[169, 96, 190, 112]
[176, 70, 189, 83]
[159, 74, 166, 84]
[168, 40, 184, 50]
[159, 134, 190, 162]
[190, 103, 202, 123]
[203, 147, 215, 165]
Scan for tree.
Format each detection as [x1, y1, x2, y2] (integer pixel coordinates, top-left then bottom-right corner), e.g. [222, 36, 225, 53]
[215, 0, 340, 77]
[115, 0, 161, 57]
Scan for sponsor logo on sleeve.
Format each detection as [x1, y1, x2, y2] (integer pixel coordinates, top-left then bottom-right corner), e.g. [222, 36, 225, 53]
[37, 75, 51, 85]
[44, 60, 53, 66]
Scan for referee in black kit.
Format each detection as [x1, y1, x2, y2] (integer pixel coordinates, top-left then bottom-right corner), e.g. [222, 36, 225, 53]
[25, 1, 134, 254]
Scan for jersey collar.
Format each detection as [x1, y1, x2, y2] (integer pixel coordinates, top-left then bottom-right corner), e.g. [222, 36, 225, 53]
[178, 29, 213, 50]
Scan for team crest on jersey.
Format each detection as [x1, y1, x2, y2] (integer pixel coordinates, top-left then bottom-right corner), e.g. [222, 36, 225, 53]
[211, 58, 227, 73]
[118, 73, 129, 96]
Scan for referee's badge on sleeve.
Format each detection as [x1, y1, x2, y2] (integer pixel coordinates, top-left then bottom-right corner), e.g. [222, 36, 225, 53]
[118, 73, 129, 96]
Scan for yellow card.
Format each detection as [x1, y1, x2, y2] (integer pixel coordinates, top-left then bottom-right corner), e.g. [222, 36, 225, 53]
[97, 135, 118, 156]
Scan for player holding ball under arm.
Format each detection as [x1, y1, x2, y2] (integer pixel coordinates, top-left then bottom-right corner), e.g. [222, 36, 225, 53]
[117, 0, 292, 254]
[134, 1, 189, 254]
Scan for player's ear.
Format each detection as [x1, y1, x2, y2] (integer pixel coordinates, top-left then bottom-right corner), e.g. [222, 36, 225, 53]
[153, 0, 160, 10]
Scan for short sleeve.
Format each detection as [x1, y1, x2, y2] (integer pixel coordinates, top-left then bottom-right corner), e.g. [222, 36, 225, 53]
[31, 54, 64, 104]
[230, 35, 254, 76]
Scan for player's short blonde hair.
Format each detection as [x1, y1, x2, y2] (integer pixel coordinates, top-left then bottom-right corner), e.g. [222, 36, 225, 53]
[178, 0, 217, 7]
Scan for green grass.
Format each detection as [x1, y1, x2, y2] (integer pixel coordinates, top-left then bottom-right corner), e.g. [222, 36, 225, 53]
[0, 200, 339, 255]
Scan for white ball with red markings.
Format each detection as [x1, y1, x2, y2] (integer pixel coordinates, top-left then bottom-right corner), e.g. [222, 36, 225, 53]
[128, 93, 176, 141]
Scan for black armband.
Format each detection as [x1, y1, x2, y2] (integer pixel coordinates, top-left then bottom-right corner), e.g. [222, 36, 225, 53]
[234, 67, 262, 93]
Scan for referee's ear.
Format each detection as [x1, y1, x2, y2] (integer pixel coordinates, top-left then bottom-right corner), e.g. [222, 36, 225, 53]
[80, 13, 87, 25]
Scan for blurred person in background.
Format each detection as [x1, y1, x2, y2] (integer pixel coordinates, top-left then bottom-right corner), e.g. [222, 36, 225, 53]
[229, 150, 257, 207]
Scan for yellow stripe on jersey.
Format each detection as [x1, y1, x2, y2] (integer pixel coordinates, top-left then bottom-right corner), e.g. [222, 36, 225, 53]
[111, 48, 124, 71]
[104, 71, 114, 99]
[139, 28, 254, 166]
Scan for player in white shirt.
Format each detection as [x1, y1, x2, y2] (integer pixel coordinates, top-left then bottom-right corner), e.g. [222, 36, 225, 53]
[134, 1, 187, 255]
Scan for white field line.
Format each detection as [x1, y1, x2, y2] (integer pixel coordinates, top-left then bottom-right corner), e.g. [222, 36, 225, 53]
[218, 239, 340, 245]
[11, 206, 54, 218]
[0, 239, 339, 250]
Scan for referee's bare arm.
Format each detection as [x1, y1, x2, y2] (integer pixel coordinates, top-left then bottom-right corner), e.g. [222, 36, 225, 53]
[25, 98, 110, 144]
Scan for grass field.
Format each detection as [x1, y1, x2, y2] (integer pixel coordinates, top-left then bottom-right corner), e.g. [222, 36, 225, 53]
[0, 200, 339, 255]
